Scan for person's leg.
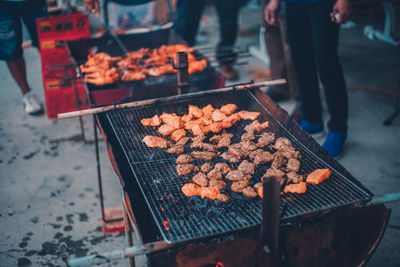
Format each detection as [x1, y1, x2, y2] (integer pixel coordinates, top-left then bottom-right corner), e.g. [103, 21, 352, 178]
[307, 2, 348, 133]
[286, 3, 323, 125]
[7, 57, 31, 95]
[175, 0, 205, 46]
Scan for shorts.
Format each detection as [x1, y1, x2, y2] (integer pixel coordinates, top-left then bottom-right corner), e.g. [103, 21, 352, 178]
[0, 0, 47, 61]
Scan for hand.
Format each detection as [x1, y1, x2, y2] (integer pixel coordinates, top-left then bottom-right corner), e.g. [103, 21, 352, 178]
[83, 0, 100, 14]
[332, 0, 351, 24]
[264, 0, 279, 26]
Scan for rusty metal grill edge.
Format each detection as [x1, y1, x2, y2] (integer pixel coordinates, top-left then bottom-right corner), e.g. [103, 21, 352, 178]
[105, 90, 372, 244]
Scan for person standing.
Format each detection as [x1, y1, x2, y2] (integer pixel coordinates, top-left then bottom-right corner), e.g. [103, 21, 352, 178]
[265, 0, 351, 158]
[175, 0, 248, 80]
[0, 0, 47, 115]
[260, 0, 299, 102]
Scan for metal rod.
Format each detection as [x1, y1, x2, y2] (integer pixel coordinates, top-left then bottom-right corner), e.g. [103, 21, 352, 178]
[57, 79, 286, 119]
[367, 192, 400, 206]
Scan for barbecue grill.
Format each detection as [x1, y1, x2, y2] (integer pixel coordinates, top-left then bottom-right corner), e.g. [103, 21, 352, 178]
[66, 86, 395, 267]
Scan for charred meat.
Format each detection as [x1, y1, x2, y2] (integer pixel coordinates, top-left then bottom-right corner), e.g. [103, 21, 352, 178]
[176, 164, 199, 176]
[142, 136, 169, 149]
[191, 151, 217, 161]
[192, 172, 208, 187]
[176, 154, 193, 164]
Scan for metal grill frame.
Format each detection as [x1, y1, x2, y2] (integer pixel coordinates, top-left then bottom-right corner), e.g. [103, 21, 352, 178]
[104, 89, 373, 244]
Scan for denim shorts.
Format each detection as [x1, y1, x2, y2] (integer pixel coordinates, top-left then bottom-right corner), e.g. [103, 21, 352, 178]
[0, 0, 47, 61]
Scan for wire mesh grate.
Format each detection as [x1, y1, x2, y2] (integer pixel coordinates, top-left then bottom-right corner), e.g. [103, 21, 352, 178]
[106, 90, 372, 243]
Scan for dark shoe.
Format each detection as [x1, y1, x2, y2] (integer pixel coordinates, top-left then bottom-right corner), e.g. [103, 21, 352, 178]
[265, 87, 290, 102]
[299, 117, 324, 137]
[220, 66, 239, 81]
[322, 131, 347, 159]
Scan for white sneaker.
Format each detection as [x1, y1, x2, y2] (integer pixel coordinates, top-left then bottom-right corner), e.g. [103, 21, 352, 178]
[22, 92, 44, 115]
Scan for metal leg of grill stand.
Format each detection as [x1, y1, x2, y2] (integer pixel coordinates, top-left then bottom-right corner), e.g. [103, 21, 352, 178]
[123, 205, 135, 267]
[383, 78, 400, 126]
[93, 115, 123, 224]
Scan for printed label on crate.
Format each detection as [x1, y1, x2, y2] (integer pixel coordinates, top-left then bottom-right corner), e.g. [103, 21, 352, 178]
[45, 80, 61, 90]
[41, 40, 55, 50]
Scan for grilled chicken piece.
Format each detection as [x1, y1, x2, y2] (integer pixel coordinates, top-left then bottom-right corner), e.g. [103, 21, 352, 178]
[200, 186, 220, 200]
[226, 170, 248, 181]
[263, 168, 285, 180]
[240, 140, 258, 151]
[191, 124, 203, 136]
[286, 158, 300, 172]
[216, 193, 229, 202]
[209, 179, 227, 190]
[244, 120, 269, 133]
[306, 169, 331, 184]
[191, 142, 217, 152]
[191, 151, 217, 161]
[201, 163, 213, 173]
[188, 58, 207, 75]
[273, 137, 292, 150]
[160, 113, 182, 129]
[171, 129, 186, 142]
[231, 180, 250, 192]
[158, 124, 175, 136]
[212, 110, 227, 122]
[210, 133, 234, 148]
[207, 169, 223, 180]
[182, 183, 200, 197]
[226, 113, 241, 124]
[141, 115, 161, 127]
[238, 160, 255, 175]
[254, 182, 263, 191]
[176, 137, 191, 146]
[242, 186, 258, 197]
[166, 145, 185, 154]
[220, 104, 237, 115]
[209, 122, 223, 133]
[84, 67, 119, 86]
[271, 153, 287, 169]
[257, 132, 276, 147]
[257, 186, 263, 198]
[221, 152, 241, 163]
[188, 105, 203, 118]
[284, 182, 307, 194]
[214, 163, 231, 174]
[181, 113, 193, 123]
[250, 150, 274, 166]
[287, 172, 303, 184]
[241, 131, 255, 141]
[238, 111, 260, 120]
[176, 154, 193, 164]
[176, 164, 199, 176]
[120, 70, 146, 81]
[202, 104, 215, 117]
[192, 172, 208, 187]
[142, 136, 169, 148]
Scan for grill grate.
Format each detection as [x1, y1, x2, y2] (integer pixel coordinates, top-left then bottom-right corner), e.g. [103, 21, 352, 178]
[106, 90, 372, 243]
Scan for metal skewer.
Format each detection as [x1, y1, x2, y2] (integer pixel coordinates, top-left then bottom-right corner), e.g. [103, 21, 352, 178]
[57, 79, 286, 119]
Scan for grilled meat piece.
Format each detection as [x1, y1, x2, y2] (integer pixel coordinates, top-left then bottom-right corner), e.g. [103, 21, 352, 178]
[158, 124, 175, 136]
[240, 140, 258, 151]
[176, 154, 193, 164]
[160, 113, 183, 129]
[238, 160, 255, 175]
[238, 111, 260, 120]
[257, 186, 263, 198]
[221, 151, 241, 163]
[273, 137, 292, 150]
[191, 151, 217, 161]
[188, 104, 203, 118]
[209, 179, 227, 190]
[142, 136, 169, 148]
[263, 168, 285, 180]
[257, 132, 276, 147]
[244, 120, 269, 133]
[176, 137, 191, 146]
[226, 170, 247, 181]
[182, 183, 200, 197]
[210, 133, 234, 148]
[191, 142, 217, 152]
[166, 145, 185, 154]
[176, 164, 199, 176]
[231, 180, 250, 192]
[242, 186, 258, 197]
[216, 193, 229, 202]
[192, 172, 208, 187]
[209, 122, 223, 133]
[201, 163, 213, 173]
[171, 129, 186, 142]
[249, 149, 264, 160]
[280, 147, 301, 159]
[228, 147, 250, 159]
[214, 163, 231, 174]
[202, 104, 215, 117]
[226, 113, 241, 124]
[284, 182, 307, 194]
[212, 109, 228, 122]
[250, 150, 274, 166]
[121, 70, 146, 81]
[192, 133, 206, 143]
[141, 114, 161, 127]
[241, 131, 255, 141]
[287, 172, 303, 184]
[220, 104, 237, 115]
[286, 158, 300, 172]
[271, 153, 287, 169]
[200, 186, 220, 200]
[306, 169, 331, 184]
[253, 182, 263, 191]
[207, 169, 223, 180]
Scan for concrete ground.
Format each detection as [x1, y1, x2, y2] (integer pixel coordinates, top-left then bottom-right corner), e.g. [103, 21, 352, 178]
[1, 3, 400, 267]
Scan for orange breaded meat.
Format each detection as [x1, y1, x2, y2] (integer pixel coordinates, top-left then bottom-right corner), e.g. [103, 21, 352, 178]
[141, 114, 162, 127]
[171, 129, 186, 142]
[306, 169, 332, 184]
[220, 104, 237, 115]
[283, 182, 307, 194]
